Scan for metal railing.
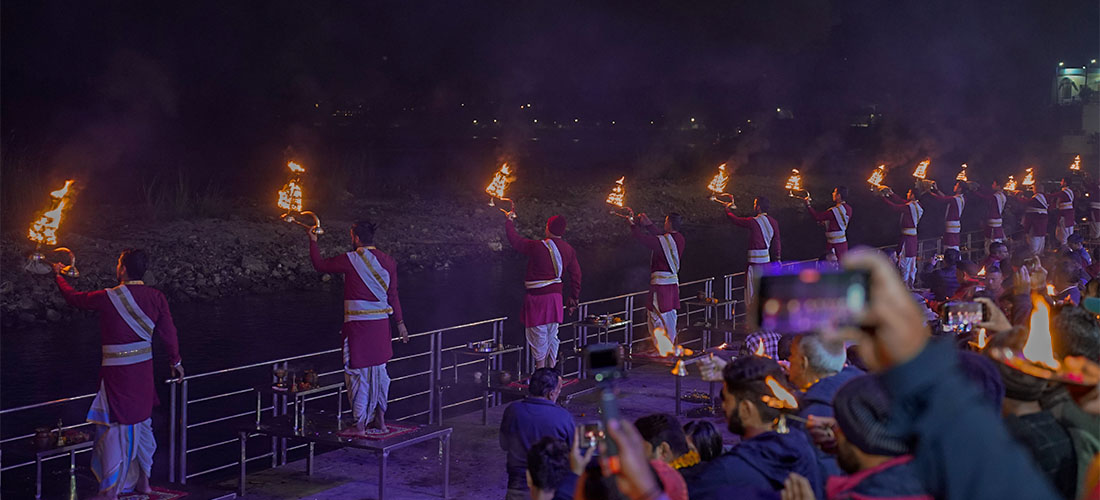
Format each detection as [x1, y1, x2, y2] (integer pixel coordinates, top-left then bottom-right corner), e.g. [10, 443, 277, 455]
[4, 225, 1056, 486]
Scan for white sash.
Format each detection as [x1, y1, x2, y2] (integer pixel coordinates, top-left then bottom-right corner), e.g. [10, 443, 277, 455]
[825, 231, 847, 244]
[344, 299, 393, 322]
[651, 234, 680, 286]
[950, 195, 965, 219]
[106, 285, 155, 343]
[993, 192, 1006, 215]
[906, 201, 924, 228]
[945, 220, 961, 233]
[987, 218, 1003, 228]
[525, 239, 564, 289]
[1027, 194, 1048, 214]
[348, 248, 390, 298]
[750, 215, 774, 264]
[102, 341, 154, 367]
[1058, 188, 1074, 210]
[830, 205, 850, 232]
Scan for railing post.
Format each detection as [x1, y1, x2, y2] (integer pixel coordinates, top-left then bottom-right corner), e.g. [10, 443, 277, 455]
[168, 380, 177, 483]
[429, 332, 436, 425]
[180, 380, 188, 485]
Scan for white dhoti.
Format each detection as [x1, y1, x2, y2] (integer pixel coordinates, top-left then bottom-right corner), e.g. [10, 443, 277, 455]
[745, 263, 767, 310]
[344, 340, 390, 429]
[1029, 236, 1046, 255]
[1055, 220, 1073, 247]
[87, 384, 155, 494]
[897, 254, 917, 286]
[647, 309, 679, 343]
[525, 323, 560, 366]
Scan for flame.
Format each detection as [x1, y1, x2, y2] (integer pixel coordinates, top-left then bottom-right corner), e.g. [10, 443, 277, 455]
[1070, 155, 1081, 171]
[977, 266, 986, 277]
[956, 164, 968, 182]
[976, 329, 988, 349]
[753, 338, 767, 357]
[763, 375, 798, 409]
[1021, 168, 1035, 187]
[1004, 176, 1018, 192]
[1022, 294, 1060, 370]
[867, 165, 886, 188]
[784, 169, 803, 191]
[277, 162, 306, 213]
[28, 180, 75, 246]
[912, 159, 930, 179]
[1046, 283, 1056, 296]
[485, 163, 513, 200]
[707, 164, 729, 193]
[287, 161, 305, 174]
[652, 327, 675, 356]
[605, 176, 626, 207]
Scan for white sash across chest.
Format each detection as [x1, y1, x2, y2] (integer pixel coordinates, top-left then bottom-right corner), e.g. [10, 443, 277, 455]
[651, 234, 680, 285]
[104, 285, 155, 366]
[346, 248, 393, 321]
[525, 239, 564, 289]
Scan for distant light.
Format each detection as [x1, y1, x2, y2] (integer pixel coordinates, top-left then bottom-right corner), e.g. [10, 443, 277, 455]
[747, 119, 751, 123]
[776, 107, 782, 113]
[690, 117, 696, 122]
[472, 119, 478, 124]
[1059, 62, 1065, 66]
[533, 119, 538, 123]
[460, 103, 465, 107]
[1093, 59, 1098, 64]
[611, 121, 615, 125]
[574, 118, 579, 123]
[493, 119, 498, 123]
[314, 103, 319, 108]
[526, 103, 532, 108]
[650, 121, 654, 125]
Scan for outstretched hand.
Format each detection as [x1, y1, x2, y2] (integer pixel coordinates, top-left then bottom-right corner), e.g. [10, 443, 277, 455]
[308, 227, 319, 242]
[571, 426, 597, 475]
[52, 262, 64, 275]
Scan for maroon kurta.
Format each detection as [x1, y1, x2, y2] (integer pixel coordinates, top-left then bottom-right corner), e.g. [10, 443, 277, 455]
[806, 202, 852, 258]
[969, 190, 1007, 241]
[1088, 181, 1100, 224]
[724, 212, 782, 265]
[55, 276, 181, 425]
[1016, 192, 1049, 236]
[309, 239, 404, 368]
[630, 222, 686, 313]
[505, 220, 582, 327]
[928, 191, 965, 247]
[881, 194, 922, 257]
[1054, 188, 1075, 227]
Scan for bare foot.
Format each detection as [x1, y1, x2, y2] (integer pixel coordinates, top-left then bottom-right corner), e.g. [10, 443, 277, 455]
[369, 409, 388, 433]
[136, 471, 153, 494]
[88, 489, 118, 500]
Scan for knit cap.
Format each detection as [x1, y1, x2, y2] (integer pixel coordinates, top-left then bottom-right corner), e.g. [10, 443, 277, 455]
[833, 375, 909, 456]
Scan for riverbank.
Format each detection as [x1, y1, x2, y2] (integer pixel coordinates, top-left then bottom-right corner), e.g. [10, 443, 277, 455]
[1, 174, 808, 328]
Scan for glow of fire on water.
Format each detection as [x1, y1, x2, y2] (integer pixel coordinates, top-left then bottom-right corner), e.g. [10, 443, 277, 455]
[606, 176, 626, 207]
[1021, 168, 1035, 187]
[867, 165, 886, 188]
[707, 164, 729, 194]
[1070, 155, 1081, 171]
[1022, 294, 1060, 370]
[762, 375, 798, 409]
[784, 169, 803, 192]
[485, 163, 513, 200]
[28, 180, 75, 246]
[956, 164, 968, 181]
[912, 159, 930, 179]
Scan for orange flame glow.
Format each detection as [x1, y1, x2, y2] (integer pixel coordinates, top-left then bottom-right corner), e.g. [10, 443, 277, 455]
[753, 338, 767, 357]
[1070, 155, 1081, 171]
[912, 159, 930, 180]
[28, 180, 75, 246]
[867, 165, 886, 188]
[606, 176, 626, 207]
[976, 329, 988, 349]
[485, 163, 513, 200]
[1004, 176, 1018, 192]
[1023, 294, 1060, 370]
[707, 164, 729, 194]
[1021, 168, 1035, 187]
[977, 266, 986, 277]
[762, 375, 798, 409]
[287, 161, 305, 173]
[277, 162, 305, 214]
[652, 327, 675, 356]
[956, 164, 968, 182]
[784, 169, 803, 192]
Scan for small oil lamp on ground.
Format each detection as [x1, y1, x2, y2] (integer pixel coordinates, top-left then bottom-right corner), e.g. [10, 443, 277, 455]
[485, 163, 515, 215]
[277, 161, 323, 234]
[606, 176, 632, 219]
[784, 169, 809, 201]
[707, 163, 735, 208]
[988, 294, 1090, 385]
[26, 180, 76, 275]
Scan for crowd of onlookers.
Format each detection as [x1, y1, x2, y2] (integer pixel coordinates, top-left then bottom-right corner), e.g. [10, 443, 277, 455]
[499, 243, 1100, 500]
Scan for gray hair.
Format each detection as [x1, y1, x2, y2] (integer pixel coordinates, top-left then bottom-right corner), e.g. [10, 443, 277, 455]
[796, 334, 846, 374]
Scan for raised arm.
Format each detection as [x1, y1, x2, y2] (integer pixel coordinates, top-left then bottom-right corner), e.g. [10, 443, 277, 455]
[724, 209, 753, 228]
[154, 293, 182, 366]
[630, 220, 662, 251]
[925, 188, 953, 202]
[880, 194, 907, 211]
[505, 219, 538, 256]
[309, 238, 348, 274]
[804, 201, 830, 222]
[54, 274, 107, 311]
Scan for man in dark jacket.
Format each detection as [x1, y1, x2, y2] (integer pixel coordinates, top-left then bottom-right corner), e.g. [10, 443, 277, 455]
[787, 334, 863, 478]
[500, 368, 575, 500]
[688, 356, 824, 500]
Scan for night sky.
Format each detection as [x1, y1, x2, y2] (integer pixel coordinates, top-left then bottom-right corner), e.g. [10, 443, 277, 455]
[2, 1, 1097, 197]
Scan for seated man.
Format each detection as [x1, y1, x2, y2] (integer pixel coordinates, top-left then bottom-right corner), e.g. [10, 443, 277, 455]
[787, 334, 863, 477]
[690, 356, 824, 499]
[823, 375, 932, 500]
[526, 437, 578, 500]
[500, 368, 575, 500]
[999, 362, 1077, 499]
[920, 248, 962, 301]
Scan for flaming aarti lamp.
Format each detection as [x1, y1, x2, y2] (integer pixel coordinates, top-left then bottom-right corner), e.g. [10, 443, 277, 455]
[987, 294, 1091, 385]
[956, 164, 969, 182]
[707, 163, 736, 208]
[1070, 154, 1081, 172]
[25, 180, 75, 275]
[761, 375, 804, 434]
[784, 169, 809, 201]
[605, 176, 633, 219]
[277, 162, 324, 235]
[911, 159, 934, 192]
[1004, 175, 1018, 193]
[1020, 167, 1036, 189]
[485, 163, 515, 215]
[866, 165, 888, 193]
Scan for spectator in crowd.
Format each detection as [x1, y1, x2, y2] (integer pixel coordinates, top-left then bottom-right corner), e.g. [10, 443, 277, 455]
[956, 350, 1005, 412]
[682, 420, 723, 463]
[786, 334, 862, 476]
[740, 329, 782, 359]
[527, 437, 579, 500]
[981, 241, 1011, 275]
[1064, 234, 1092, 274]
[921, 248, 962, 301]
[998, 362, 1077, 499]
[633, 414, 695, 468]
[798, 375, 932, 500]
[1051, 258, 1084, 304]
[691, 355, 824, 499]
[500, 368, 575, 500]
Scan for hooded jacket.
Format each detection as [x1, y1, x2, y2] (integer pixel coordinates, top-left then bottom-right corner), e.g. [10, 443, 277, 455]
[687, 430, 824, 500]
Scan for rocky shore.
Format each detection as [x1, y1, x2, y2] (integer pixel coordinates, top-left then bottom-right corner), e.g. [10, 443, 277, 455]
[1, 174, 808, 328]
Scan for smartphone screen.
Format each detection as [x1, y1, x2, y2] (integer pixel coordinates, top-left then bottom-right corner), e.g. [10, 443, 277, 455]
[942, 301, 984, 332]
[577, 422, 604, 449]
[754, 269, 870, 333]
